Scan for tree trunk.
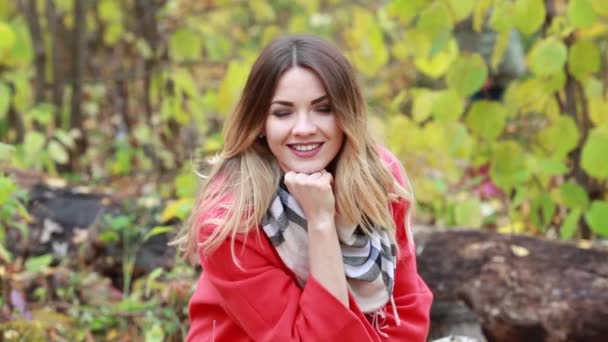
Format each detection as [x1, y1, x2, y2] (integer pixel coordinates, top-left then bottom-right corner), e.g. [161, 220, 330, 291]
[416, 228, 608, 342]
[70, 0, 88, 163]
[46, 0, 64, 128]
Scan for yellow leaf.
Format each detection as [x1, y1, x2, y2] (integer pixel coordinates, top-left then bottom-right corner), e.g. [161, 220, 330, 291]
[31, 309, 72, 325]
[473, 0, 493, 32]
[161, 198, 194, 223]
[510, 244, 530, 257]
[106, 329, 119, 340]
[577, 239, 592, 249]
[588, 98, 608, 125]
[411, 89, 434, 123]
[498, 221, 525, 234]
[344, 7, 389, 77]
[414, 39, 458, 78]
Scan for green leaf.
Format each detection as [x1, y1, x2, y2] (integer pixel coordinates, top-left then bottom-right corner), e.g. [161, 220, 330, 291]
[512, 186, 528, 208]
[555, 182, 590, 210]
[490, 1, 515, 32]
[568, 0, 598, 28]
[537, 115, 580, 159]
[588, 98, 608, 126]
[103, 22, 124, 45]
[204, 33, 234, 62]
[416, 2, 453, 42]
[465, 100, 508, 140]
[585, 201, 608, 236]
[513, 0, 546, 35]
[585, 77, 604, 98]
[145, 324, 165, 342]
[538, 193, 556, 227]
[0, 142, 15, 162]
[24, 131, 46, 156]
[48, 141, 69, 164]
[0, 82, 10, 118]
[560, 209, 581, 240]
[542, 71, 567, 93]
[490, 141, 529, 191]
[411, 89, 433, 123]
[386, 0, 427, 25]
[444, 0, 475, 22]
[473, 0, 493, 32]
[414, 39, 458, 78]
[145, 267, 164, 297]
[98, 0, 122, 22]
[0, 244, 12, 263]
[345, 7, 389, 77]
[581, 125, 608, 180]
[173, 68, 199, 98]
[0, 21, 15, 52]
[216, 60, 251, 114]
[295, 0, 319, 14]
[445, 122, 473, 159]
[169, 28, 202, 61]
[568, 39, 600, 80]
[175, 172, 199, 198]
[431, 90, 464, 124]
[99, 230, 119, 244]
[454, 198, 483, 228]
[590, 0, 608, 16]
[447, 54, 488, 97]
[29, 103, 54, 125]
[491, 30, 511, 71]
[528, 38, 568, 76]
[25, 254, 53, 274]
[143, 226, 174, 241]
[537, 158, 568, 175]
[0, 175, 17, 205]
[249, 0, 276, 22]
[0, 2, 14, 19]
[9, 21, 32, 66]
[54, 130, 75, 149]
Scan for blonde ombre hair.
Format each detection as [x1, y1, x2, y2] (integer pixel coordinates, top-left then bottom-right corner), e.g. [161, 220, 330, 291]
[173, 35, 413, 262]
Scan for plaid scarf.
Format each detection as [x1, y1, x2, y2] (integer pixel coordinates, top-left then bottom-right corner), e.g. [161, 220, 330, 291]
[261, 182, 398, 313]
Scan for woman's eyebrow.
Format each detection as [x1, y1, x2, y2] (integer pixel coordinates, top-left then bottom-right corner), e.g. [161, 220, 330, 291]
[270, 95, 328, 106]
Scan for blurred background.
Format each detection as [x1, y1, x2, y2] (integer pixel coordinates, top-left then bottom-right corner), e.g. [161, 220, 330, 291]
[0, 0, 607, 341]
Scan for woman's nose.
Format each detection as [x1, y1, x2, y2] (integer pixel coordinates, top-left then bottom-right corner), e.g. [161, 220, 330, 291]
[292, 112, 317, 136]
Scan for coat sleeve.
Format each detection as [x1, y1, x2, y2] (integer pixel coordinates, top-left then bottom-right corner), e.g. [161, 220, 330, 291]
[376, 146, 433, 341]
[374, 198, 433, 341]
[196, 226, 380, 341]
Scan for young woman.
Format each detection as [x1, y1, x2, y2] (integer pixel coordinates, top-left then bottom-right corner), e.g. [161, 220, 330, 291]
[176, 34, 433, 341]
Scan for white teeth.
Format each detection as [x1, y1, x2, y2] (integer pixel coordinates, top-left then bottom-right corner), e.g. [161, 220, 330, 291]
[292, 143, 321, 151]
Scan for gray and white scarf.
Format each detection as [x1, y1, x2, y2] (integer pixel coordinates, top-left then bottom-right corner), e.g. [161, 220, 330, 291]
[261, 181, 398, 314]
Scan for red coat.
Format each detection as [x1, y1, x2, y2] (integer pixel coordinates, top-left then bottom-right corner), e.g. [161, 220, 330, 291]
[187, 147, 433, 341]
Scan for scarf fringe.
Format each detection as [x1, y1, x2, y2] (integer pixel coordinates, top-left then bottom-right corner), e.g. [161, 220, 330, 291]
[371, 308, 389, 338]
[390, 294, 401, 326]
[370, 295, 401, 338]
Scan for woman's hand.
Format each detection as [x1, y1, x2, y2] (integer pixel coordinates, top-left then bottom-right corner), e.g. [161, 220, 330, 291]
[285, 170, 348, 307]
[283, 170, 335, 225]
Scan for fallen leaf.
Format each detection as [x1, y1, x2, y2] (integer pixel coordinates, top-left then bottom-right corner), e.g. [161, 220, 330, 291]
[510, 244, 530, 257]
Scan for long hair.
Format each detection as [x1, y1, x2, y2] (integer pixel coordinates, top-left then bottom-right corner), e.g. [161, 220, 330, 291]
[172, 34, 413, 262]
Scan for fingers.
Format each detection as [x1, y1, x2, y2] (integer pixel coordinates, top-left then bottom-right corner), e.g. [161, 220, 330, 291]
[284, 170, 332, 188]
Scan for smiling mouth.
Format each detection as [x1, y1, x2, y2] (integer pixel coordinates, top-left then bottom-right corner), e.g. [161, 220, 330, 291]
[288, 143, 323, 151]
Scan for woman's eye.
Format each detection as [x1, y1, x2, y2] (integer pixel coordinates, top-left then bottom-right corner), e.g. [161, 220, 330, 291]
[316, 106, 331, 113]
[272, 111, 291, 117]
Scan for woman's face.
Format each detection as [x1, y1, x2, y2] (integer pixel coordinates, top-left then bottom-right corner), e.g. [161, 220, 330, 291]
[263, 67, 344, 174]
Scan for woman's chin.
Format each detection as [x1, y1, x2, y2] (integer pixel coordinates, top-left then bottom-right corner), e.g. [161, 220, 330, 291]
[280, 162, 328, 174]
